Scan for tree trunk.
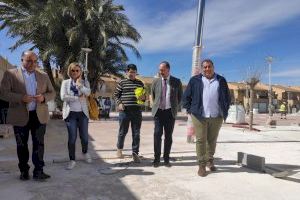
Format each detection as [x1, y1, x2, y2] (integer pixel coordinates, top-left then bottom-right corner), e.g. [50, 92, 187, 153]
[42, 59, 57, 90]
[88, 75, 98, 94]
[249, 88, 254, 130]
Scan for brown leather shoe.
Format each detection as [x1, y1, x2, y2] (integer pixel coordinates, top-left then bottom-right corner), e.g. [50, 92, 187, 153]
[206, 161, 217, 171]
[198, 165, 207, 177]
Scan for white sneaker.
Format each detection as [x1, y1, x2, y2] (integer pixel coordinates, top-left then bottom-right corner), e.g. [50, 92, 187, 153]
[84, 153, 92, 163]
[66, 160, 76, 170]
[116, 149, 124, 158]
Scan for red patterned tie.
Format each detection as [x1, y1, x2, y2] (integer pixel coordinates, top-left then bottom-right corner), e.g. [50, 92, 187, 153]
[160, 79, 167, 109]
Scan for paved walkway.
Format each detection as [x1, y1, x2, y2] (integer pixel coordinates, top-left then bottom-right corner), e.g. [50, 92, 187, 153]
[0, 117, 300, 200]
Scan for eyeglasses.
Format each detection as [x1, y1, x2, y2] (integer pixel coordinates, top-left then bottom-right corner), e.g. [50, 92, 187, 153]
[71, 69, 80, 72]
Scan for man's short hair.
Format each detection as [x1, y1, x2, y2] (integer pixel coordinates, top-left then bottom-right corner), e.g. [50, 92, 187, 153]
[160, 61, 170, 69]
[21, 50, 36, 60]
[127, 64, 137, 71]
[201, 59, 214, 67]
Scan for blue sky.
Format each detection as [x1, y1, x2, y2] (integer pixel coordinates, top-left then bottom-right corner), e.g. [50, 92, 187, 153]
[1, 0, 300, 86]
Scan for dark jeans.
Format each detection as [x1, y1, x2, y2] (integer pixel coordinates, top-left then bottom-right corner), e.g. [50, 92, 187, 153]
[65, 111, 89, 160]
[13, 111, 46, 174]
[0, 108, 8, 124]
[117, 108, 142, 154]
[154, 109, 175, 162]
[104, 108, 110, 119]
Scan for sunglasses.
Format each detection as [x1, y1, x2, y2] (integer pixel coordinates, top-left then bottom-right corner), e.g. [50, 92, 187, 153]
[24, 60, 38, 63]
[71, 69, 80, 72]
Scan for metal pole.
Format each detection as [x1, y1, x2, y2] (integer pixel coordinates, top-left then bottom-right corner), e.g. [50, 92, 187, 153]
[81, 48, 92, 83]
[266, 56, 273, 118]
[85, 52, 88, 72]
[287, 92, 290, 114]
[195, 0, 206, 47]
[187, 0, 206, 143]
[191, 0, 206, 76]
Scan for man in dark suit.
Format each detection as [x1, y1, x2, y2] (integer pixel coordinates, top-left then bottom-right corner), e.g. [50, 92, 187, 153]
[0, 51, 55, 181]
[151, 61, 182, 167]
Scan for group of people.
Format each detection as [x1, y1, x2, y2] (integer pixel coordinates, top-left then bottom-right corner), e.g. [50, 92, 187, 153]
[114, 62, 183, 167]
[0, 50, 230, 181]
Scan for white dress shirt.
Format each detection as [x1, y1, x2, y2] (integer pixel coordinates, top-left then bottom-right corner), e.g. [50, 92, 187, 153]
[21, 67, 37, 111]
[202, 74, 220, 118]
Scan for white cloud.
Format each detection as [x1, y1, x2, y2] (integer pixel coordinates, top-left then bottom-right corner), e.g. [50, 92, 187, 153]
[127, 0, 300, 55]
[272, 68, 300, 77]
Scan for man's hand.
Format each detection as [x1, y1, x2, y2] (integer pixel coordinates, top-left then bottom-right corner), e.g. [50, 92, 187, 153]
[22, 95, 35, 103]
[118, 103, 125, 111]
[34, 94, 45, 103]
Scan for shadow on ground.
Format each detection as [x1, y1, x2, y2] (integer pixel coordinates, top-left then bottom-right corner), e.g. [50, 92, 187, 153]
[0, 119, 145, 200]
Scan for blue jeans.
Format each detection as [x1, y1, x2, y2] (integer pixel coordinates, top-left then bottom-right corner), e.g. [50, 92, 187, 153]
[117, 108, 142, 154]
[65, 111, 89, 160]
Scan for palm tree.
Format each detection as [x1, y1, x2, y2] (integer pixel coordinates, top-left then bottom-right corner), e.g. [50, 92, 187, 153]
[0, 0, 58, 88]
[246, 75, 260, 130]
[0, 0, 141, 93]
[65, 0, 141, 92]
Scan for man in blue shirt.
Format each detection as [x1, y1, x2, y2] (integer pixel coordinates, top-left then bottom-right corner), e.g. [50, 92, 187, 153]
[183, 59, 231, 177]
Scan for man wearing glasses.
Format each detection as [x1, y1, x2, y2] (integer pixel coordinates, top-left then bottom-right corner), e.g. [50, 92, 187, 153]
[0, 50, 55, 181]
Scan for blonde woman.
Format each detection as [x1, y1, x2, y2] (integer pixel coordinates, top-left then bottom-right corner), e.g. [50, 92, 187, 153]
[60, 62, 92, 170]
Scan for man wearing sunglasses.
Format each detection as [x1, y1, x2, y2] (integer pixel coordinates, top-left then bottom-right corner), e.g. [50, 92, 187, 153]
[0, 50, 55, 181]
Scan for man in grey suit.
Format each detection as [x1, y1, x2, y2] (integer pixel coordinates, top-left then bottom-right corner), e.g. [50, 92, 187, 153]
[151, 61, 182, 167]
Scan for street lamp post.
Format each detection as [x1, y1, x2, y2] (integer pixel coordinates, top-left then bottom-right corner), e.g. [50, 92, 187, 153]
[265, 56, 276, 126]
[266, 56, 273, 118]
[81, 48, 92, 83]
[187, 0, 206, 143]
[81, 48, 92, 71]
[287, 91, 291, 114]
[191, 0, 206, 76]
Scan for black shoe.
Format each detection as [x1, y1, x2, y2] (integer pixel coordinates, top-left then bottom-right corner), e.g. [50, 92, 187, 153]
[152, 161, 160, 168]
[164, 161, 171, 168]
[20, 171, 29, 181]
[132, 152, 141, 163]
[33, 171, 51, 181]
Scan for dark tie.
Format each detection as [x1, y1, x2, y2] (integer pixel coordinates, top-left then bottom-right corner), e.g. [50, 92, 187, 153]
[159, 79, 167, 109]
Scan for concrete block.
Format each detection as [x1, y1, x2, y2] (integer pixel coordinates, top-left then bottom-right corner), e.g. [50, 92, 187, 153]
[237, 152, 265, 172]
[290, 122, 300, 126]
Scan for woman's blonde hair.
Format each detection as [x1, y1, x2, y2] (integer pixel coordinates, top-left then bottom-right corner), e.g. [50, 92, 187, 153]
[67, 62, 82, 78]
